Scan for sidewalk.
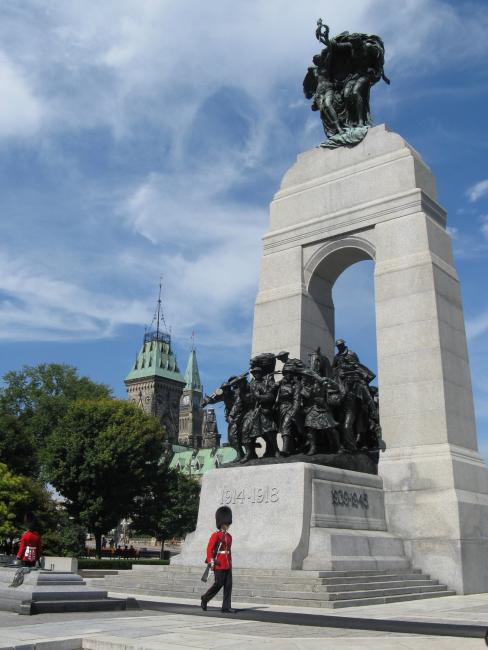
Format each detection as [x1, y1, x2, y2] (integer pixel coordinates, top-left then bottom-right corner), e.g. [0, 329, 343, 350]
[0, 591, 487, 649]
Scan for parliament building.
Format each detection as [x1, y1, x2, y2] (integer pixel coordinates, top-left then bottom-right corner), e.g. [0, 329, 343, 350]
[124, 326, 236, 479]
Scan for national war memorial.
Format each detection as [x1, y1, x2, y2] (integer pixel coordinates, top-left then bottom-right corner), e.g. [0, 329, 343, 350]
[91, 19, 488, 607]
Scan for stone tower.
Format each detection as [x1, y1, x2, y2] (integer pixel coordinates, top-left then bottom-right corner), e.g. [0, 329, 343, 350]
[202, 408, 220, 449]
[178, 348, 204, 448]
[125, 285, 185, 444]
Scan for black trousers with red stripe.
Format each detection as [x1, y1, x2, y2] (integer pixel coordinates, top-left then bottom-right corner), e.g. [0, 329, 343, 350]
[202, 569, 232, 610]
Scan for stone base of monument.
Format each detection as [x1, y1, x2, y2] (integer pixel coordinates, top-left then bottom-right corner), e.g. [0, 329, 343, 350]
[0, 567, 133, 615]
[173, 463, 407, 571]
[100, 463, 455, 607]
[102, 563, 454, 608]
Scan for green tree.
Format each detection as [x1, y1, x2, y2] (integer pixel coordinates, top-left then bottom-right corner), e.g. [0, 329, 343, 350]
[0, 363, 112, 477]
[42, 511, 87, 557]
[44, 399, 164, 557]
[131, 467, 200, 558]
[0, 412, 37, 477]
[0, 462, 30, 537]
[0, 463, 59, 540]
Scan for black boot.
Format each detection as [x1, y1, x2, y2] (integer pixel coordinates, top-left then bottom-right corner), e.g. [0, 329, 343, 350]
[281, 435, 294, 457]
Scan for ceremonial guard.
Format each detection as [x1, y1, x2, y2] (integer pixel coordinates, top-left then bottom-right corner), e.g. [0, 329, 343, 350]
[201, 506, 234, 613]
[16, 512, 42, 567]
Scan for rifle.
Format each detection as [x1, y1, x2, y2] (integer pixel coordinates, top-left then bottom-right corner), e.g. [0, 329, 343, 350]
[200, 540, 221, 583]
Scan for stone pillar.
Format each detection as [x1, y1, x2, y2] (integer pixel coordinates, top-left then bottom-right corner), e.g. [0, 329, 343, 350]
[251, 124, 488, 593]
[375, 207, 488, 594]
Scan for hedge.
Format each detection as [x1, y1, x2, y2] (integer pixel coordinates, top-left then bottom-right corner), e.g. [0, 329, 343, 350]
[78, 559, 170, 570]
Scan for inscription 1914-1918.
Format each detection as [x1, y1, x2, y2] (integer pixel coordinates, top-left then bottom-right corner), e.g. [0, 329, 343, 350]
[331, 489, 369, 509]
[220, 486, 279, 505]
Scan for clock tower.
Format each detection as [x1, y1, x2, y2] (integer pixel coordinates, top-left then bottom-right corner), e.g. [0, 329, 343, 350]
[124, 283, 185, 444]
[178, 346, 203, 448]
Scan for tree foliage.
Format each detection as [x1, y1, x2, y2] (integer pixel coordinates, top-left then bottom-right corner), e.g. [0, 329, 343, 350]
[0, 462, 30, 537]
[0, 363, 112, 478]
[44, 399, 165, 556]
[131, 467, 200, 554]
[0, 463, 58, 539]
[42, 511, 87, 557]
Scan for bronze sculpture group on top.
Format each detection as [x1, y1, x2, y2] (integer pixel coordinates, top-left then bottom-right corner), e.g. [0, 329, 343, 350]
[203, 340, 385, 469]
[303, 19, 390, 149]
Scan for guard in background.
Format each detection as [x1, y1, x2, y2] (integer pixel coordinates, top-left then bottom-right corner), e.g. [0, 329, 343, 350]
[201, 506, 234, 613]
[16, 512, 42, 567]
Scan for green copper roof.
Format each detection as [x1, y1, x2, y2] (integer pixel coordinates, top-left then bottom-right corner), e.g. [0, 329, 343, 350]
[183, 349, 203, 392]
[125, 335, 185, 384]
[170, 446, 237, 476]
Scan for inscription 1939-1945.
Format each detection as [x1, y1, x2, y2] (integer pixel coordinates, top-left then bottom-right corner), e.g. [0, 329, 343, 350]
[220, 486, 279, 505]
[331, 489, 369, 509]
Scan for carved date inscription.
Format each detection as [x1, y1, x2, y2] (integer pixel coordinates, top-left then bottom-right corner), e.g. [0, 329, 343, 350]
[332, 489, 369, 509]
[220, 486, 279, 505]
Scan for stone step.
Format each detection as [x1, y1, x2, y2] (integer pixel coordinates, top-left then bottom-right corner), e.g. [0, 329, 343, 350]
[328, 590, 458, 609]
[79, 569, 119, 579]
[122, 569, 424, 583]
[106, 584, 456, 608]
[104, 573, 435, 590]
[37, 579, 87, 586]
[105, 570, 435, 584]
[103, 576, 440, 595]
[106, 581, 451, 599]
[101, 564, 454, 609]
[31, 589, 109, 602]
[31, 597, 127, 614]
[230, 583, 450, 601]
[146, 566, 423, 578]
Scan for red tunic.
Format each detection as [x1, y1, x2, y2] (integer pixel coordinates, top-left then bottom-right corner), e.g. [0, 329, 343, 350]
[17, 530, 42, 566]
[206, 530, 232, 571]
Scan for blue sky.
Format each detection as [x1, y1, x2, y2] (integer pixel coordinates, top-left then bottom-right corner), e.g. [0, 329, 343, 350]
[0, 0, 487, 459]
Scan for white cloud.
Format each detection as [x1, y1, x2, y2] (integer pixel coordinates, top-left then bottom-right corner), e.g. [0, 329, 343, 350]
[1, 0, 488, 347]
[0, 51, 43, 137]
[118, 166, 265, 344]
[0, 251, 150, 341]
[1, 0, 487, 142]
[467, 180, 488, 203]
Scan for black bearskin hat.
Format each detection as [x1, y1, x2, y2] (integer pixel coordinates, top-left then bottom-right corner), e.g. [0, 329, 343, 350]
[215, 506, 232, 529]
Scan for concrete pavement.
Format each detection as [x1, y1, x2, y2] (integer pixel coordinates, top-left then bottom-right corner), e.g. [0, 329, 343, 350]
[0, 591, 487, 649]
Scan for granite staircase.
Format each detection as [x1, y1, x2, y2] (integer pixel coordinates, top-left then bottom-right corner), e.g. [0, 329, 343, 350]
[0, 568, 130, 614]
[100, 564, 455, 609]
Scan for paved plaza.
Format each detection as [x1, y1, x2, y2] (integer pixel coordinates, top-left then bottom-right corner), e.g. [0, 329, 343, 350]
[1, 591, 487, 649]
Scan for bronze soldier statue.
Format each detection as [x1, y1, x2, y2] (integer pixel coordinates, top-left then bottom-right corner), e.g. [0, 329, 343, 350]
[242, 354, 279, 462]
[300, 369, 341, 455]
[275, 359, 305, 456]
[202, 342, 384, 470]
[203, 375, 248, 460]
[332, 339, 376, 451]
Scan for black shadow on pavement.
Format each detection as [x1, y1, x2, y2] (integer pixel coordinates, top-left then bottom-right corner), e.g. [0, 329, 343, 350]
[135, 599, 488, 640]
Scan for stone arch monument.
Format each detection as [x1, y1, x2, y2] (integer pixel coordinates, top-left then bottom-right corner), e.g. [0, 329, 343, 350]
[252, 124, 488, 594]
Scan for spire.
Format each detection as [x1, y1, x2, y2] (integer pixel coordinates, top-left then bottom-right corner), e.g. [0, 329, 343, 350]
[184, 347, 203, 392]
[125, 277, 185, 385]
[145, 277, 169, 345]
